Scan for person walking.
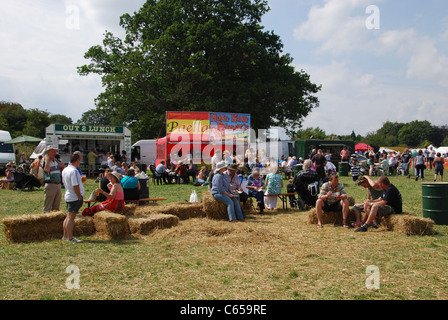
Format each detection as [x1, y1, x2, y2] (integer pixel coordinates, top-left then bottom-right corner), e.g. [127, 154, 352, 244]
[414, 150, 426, 182]
[61, 152, 85, 243]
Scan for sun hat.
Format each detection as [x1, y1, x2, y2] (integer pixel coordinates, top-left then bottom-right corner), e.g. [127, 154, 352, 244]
[228, 163, 239, 171]
[45, 145, 59, 153]
[108, 171, 122, 181]
[214, 161, 228, 173]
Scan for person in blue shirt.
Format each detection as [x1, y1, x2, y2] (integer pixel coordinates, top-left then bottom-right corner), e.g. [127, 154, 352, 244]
[211, 161, 244, 223]
[121, 169, 141, 200]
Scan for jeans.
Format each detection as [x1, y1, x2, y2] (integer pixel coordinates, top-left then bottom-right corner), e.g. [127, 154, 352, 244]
[403, 162, 410, 176]
[248, 189, 265, 211]
[213, 193, 244, 221]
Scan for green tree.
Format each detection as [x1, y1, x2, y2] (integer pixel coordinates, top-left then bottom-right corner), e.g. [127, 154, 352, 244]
[397, 120, 435, 147]
[292, 127, 326, 140]
[22, 109, 51, 138]
[77, 0, 321, 140]
[49, 114, 73, 125]
[0, 101, 27, 135]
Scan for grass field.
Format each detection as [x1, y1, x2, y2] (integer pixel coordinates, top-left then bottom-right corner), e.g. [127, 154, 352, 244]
[1, 172, 448, 300]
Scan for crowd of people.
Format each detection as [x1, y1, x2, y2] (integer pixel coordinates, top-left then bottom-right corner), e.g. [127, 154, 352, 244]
[348, 146, 446, 182]
[2, 142, 446, 232]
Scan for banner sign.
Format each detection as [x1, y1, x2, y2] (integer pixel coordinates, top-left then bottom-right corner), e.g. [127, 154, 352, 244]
[55, 124, 124, 134]
[166, 112, 250, 143]
[209, 112, 250, 142]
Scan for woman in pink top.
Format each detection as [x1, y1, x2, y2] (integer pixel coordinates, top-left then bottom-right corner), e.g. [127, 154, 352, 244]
[82, 171, 125, 216]
[340, 146, 350, 162]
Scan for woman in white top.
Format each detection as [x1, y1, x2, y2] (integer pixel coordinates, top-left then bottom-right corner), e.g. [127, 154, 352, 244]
[414, 150, 426, 181]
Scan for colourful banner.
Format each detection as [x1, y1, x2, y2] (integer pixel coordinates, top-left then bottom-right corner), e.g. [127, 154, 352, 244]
[209, 112, 250, 142]
[166, 111, 251, 143]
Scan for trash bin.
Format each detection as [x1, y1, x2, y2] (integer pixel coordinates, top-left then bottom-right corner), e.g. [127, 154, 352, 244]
[139, 178, 149, 198]
[338, 162, 349, 177]
[422, 183, 448, 225]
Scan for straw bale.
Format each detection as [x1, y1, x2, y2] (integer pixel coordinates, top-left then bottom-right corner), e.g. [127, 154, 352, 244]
[308, 208, 357, 225]
[348, 196, 356, 207]
[119, 204, 138, 216]
[377, 213, 435, 236]
[74, 216, 96, 236]
[202, 191, 229, 220]
[243, 198, 255, 214]
[93, 211, 130, 240]
[134, 202, 205, 220]
[2, 211, 66, 243]
[127, 214, 179, 235]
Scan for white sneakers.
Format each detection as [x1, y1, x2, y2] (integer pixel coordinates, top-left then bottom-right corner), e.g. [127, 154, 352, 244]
[62, 236, 83, 243]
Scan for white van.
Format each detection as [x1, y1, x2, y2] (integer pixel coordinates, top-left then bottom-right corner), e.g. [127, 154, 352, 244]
[0, 130, 16, 170]
[132, 140, 157, 167]
[30, 138, 70, 163]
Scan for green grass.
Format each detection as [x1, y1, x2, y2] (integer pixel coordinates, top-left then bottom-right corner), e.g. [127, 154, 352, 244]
[1, 172, 448, 300]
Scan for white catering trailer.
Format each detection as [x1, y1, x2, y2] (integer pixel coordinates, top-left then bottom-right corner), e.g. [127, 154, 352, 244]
[31, 124, 132, 172]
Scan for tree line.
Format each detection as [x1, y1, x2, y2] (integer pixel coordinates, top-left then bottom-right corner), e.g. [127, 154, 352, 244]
[0, 101, 73, 139]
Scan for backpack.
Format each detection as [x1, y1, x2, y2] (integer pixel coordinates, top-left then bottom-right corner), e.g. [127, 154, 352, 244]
[308, 181, 319, 197]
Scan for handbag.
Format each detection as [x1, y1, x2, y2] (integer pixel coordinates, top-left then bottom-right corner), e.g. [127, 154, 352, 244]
[189, 190, 199, 203]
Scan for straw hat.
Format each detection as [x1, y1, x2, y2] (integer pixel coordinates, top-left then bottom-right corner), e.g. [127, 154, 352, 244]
[214, 161, 228, 173]
[45, 145, 58, 153]
[108, 171, 122, 181]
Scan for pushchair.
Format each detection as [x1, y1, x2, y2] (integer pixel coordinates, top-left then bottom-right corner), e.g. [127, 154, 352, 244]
[13, 165, 42, 191]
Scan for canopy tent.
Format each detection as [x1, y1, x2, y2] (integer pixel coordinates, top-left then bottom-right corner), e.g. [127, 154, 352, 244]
[355, 143, 372, 152]
[4, 135, 42, 144]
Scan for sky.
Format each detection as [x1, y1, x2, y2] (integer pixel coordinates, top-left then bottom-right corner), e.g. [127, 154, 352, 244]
[1, 0, 447, 138]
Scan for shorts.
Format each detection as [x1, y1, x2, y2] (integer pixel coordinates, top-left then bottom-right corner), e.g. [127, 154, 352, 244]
[66, 200, 84, 214]
[323, 201, 342, 212]
[376, 205, 396, 217]
[435, 168, 444, 176]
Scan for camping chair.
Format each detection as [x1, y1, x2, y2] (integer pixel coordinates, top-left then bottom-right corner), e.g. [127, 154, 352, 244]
[149, 165, 163, 185]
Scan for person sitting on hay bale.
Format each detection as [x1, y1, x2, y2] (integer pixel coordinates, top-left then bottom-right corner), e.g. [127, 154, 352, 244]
[0, 164, 15, 189]
[351, 176, 383, 228]
[315, 173, 354, 229]
[82, 171, 125, 217]
[225, 163, 249, 207]
[355, 176, 403, 233]
[211, 161, 245, 223]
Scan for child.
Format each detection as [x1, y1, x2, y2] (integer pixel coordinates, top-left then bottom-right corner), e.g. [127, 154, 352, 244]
[351, 161, 361, 184]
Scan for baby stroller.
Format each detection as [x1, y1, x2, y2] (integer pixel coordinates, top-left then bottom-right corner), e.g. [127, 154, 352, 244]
[13, 165, 42, 191]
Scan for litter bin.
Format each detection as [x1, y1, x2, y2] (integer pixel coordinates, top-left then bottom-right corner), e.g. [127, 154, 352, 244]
[422, 183, 448, 225]
[338, 162, 349, 177]
[139, 178, 149, 199]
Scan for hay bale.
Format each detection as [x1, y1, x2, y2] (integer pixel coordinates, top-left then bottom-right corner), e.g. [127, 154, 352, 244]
[243, 198, 255, 214]
[202, 191, 229, 220]
[2, 211, 66, 243]
[377, 213, 435, 236]
[120, 204, 138, 216]
[127, 214, 179, 235]
[134, 202, 204, 220]
[74, 216, 96, 236]
[308, 208, 357, 225]
[348, 196, 356, 207]
[93, 211, 130, 240]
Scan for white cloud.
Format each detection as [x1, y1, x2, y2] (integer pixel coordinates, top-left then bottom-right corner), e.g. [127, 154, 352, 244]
[293, 0, 376, 54]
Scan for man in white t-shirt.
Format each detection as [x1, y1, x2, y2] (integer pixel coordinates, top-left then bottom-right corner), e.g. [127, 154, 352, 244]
[62, 152, 85, 243]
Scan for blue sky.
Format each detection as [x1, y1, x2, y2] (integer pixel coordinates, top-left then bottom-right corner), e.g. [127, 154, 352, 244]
[1, 0, 447, 138]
